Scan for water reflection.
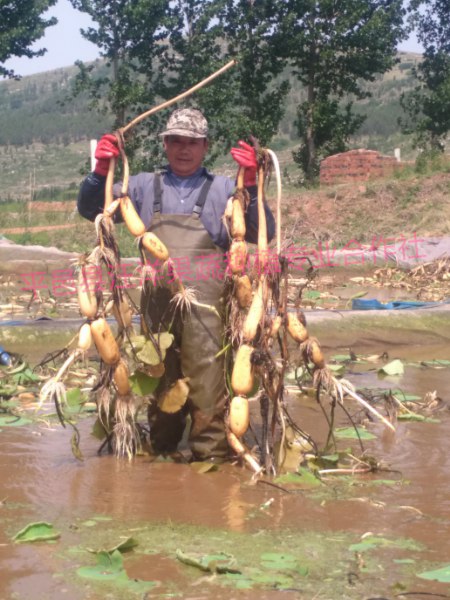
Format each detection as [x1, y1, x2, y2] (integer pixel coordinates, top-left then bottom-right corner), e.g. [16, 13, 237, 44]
[1, 339, 450, 598]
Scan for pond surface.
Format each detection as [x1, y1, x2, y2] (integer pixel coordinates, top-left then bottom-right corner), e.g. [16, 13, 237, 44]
[1, 321, 450, 599]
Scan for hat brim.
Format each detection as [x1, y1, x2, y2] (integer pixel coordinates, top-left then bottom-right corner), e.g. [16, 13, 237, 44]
[159, 128, 207, 139]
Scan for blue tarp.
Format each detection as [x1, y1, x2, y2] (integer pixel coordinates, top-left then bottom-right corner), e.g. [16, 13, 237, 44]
[351, 298, 449, 310]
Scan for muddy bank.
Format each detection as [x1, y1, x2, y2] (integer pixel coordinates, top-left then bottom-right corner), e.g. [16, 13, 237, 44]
[0, 238, 77, 275]
[2, 233, 450, 278]
[305, 305, 450, 347]
[1, 306, 449, 362]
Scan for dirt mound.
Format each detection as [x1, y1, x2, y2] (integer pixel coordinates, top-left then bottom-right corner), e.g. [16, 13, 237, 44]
[29, 201, 77, 212]
[3, 224, 77, 235]
[0, 238, 77, 274]
[278, 172, 450, 247]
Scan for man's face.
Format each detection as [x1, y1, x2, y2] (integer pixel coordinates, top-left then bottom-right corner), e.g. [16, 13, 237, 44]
[163, 135, 208, 177]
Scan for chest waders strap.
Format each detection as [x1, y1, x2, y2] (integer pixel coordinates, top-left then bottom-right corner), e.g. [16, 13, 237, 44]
[152, 173, 215, 218]
[153, 173, 163, 213]
[192, 176, 214, 218]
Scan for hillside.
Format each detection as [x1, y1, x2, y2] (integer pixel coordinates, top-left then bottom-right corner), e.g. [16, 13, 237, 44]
[2, 161, 449, 262]
[0, 60, 112, 146]
[0, 51, 422, 202]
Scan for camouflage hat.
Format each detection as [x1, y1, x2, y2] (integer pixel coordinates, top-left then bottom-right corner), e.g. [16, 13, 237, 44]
[160, 108, 208, 139]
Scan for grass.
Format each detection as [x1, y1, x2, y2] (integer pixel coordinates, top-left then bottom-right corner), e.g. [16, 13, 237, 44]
[275, 154, 450, 248]
[2, 150, 450, 257]
[0, 205, 140, 257]
[0, 141, 90, 202]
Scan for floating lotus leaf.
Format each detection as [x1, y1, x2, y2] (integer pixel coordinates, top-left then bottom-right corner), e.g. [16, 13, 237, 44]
[155, 332, 174, 350]
[176, 549, 239, 573]
[397, 414, 440, 423]
[13, 521, 60, 543]
[0, 415, 33, 427]
[190, 461, 219, 474]
[420, 359, 450, 368]
[391, 391, 422, 402]
[378, 359, 404, 376]
[335, 427, 377, 440]
[274, 468, 322, 488]
[87, 536, 139, 555]
[135, 333, 173, 365]
[91, 418, 108, 440]
[128, 335, 147, 351]
[66, 388, 89, 411]
[77, 549, 126, 581]
[349, 535, 423, 553]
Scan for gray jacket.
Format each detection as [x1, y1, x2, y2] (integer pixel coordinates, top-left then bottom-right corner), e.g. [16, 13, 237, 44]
[77, 166, 275, 250]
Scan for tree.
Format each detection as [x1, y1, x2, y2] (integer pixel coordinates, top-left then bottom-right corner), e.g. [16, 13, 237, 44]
[69, 0, 174, 169]
[149, 0, 232, 164]
[0, 0, 57, 78]
[273, 0, 407, 180]
[217, 0, 290, 147]
[70, 0, 291, 168]
[145, 0, 291, 161]
[400, 0, 450, 152]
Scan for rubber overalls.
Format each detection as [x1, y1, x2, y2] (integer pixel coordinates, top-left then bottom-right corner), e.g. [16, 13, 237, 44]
[141, 173, 229, 461]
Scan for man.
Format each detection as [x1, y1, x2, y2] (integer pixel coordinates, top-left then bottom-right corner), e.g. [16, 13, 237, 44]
[78, 107, 275, 462]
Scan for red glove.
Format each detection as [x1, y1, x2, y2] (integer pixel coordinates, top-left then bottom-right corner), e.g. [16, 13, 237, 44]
[94, 134, 120, 176]
[230, 140, 257, 186]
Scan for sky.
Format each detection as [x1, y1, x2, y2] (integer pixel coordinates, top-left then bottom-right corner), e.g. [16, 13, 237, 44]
[3, 0, 423, 78]
[3, 0, 100, 77]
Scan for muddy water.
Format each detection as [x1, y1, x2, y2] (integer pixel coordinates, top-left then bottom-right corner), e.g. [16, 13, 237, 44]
[1, 332, 450, 599]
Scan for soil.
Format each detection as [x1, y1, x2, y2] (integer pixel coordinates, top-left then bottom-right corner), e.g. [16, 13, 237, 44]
[273, 171, 450, 246]
[2, 168, 450, 267]
[2, 224, 77, 234]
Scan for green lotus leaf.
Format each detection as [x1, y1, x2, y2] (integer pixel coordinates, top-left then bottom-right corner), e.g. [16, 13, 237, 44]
[155, 332, 174, 350]
[13, 521, 60, 543]
[335, 427, 377, 440]
[129, 371, 159, 396]
[0, 415, 33, 427]
[378, 359, 404, 376]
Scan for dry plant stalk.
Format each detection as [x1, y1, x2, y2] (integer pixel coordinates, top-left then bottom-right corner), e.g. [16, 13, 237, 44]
[120, 60, 236, 135]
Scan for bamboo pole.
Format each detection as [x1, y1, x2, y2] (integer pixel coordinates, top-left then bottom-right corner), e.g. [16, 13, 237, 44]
[102, 60, 237, 205]
[120, 59, 236, 135]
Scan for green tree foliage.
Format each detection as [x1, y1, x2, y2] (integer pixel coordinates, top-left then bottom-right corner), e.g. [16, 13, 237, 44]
[217, 0, 290, 147]
[0, 52, 419, 148]
[68, 0, 291, 167]
[0, 66, 112, 145]
[65, 0, 408, 179]
[147, 0, 232, 165]
[0, 0, 57, 78]
[143, 0, 290, 162]
[68, 0, 174, 169]
[293, 99, 365, 175]
[400, 0, 450, 151]
[272, 0, 407, 179]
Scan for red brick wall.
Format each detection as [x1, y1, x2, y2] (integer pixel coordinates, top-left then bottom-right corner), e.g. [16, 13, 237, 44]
[320, 149, 401, 185]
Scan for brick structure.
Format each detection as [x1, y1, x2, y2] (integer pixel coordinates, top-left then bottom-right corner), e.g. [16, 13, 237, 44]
[319, 149, 401, 185]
